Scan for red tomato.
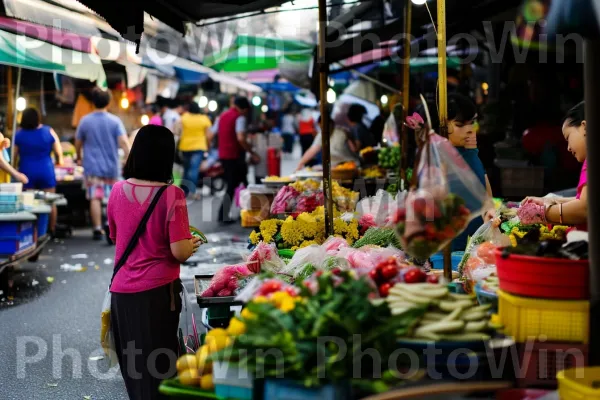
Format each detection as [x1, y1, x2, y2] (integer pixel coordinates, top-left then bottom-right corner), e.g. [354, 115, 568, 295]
[380, 264, 399, 281]
[403, 268, 427, 284]
[331, 267, 342, 276]
[426, 274, 439, 284]
[369, 268, 381, 283]
[379, 282, 393, 297]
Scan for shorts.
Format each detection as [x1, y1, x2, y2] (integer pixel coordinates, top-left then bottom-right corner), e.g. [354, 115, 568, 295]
[85, 176, 117, 201]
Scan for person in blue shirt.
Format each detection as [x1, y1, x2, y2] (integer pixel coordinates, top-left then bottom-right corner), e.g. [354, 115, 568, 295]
[416, 94, 494, 251]
[14, 107, 64, 234]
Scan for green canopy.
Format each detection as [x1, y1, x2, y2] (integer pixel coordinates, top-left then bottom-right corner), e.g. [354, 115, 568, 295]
[0, 29, 107, 86]
[203, 35, 314, 72]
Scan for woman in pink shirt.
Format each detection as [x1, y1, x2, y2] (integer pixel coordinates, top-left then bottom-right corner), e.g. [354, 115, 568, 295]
[108, 125, 200, 399]
[520, 101, 588, 229]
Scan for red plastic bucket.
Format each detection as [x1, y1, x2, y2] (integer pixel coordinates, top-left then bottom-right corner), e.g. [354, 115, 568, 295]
[495, 248, 589, 300]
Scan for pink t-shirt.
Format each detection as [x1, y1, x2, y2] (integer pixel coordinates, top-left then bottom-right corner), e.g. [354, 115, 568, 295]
[149, 115, 163, 126]
[108, 181, 192, 293]
[577, 159, 587, 200]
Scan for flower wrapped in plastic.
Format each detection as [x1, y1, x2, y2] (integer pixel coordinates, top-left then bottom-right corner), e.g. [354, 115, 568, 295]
[201, 264, 254, 298]
[247, 242, 286, 273]
[395, 111, 492, 260]
[270, 185, 299, 214]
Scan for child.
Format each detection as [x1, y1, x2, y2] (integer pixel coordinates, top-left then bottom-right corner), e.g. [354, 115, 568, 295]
[520, 101, 588, 229]
[0, 133, 28, 185]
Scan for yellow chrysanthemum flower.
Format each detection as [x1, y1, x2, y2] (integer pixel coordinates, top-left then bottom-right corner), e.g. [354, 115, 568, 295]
[346, 219, 360, 241]
[334, 218, 347, 235]
[281, 216, 303, 246]
[249, 230, 261, 245]
[299, 240, 318, 249]
[260, 219, 279, 238]
[296, 213, 318, 238]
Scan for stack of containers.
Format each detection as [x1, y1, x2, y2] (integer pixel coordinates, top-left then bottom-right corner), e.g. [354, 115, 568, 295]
[0, 183, 37, 255]
[495, 249, 589, 387]
[239, 185, 278, 228]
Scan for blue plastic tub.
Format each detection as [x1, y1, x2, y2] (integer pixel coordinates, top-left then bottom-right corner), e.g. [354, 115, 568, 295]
[36, 213, 50, 238]
[213, 362, 253, 400]
[263, 379, 351, 400]
[430, 251, 464, 271]
[474, 283, 499, 313]
[0, 220, 35, 255]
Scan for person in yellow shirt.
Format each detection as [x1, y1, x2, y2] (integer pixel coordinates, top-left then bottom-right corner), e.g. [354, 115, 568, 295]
[178, 102, 212, 199]
[0, 133, 28, 185]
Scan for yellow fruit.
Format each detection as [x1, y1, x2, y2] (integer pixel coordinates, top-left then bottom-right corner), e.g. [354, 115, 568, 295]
[178, 368, 200, 386]
[227, 318, 247, 336]
[240, 308, 256, 320]
[205, 336, 233, 353]
[205, 328, 228, 339]
[196, 346, 213, 374]
[176, 354, 198, 372]
[200, 373, 215, 390]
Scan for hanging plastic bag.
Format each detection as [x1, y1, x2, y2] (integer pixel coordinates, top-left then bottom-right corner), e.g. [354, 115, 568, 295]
[382, 113, 399, 144]
[178, 283, 200, 354]
[458, 221, 511, 293]
[394, 113, 492, 260]
[100, 291, 118, 367]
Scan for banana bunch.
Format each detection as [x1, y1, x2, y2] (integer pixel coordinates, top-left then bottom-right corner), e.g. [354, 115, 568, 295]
[386, 283, 497, 341]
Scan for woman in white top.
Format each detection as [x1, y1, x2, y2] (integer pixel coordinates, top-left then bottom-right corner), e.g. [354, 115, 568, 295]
[295, 114, 358, 170]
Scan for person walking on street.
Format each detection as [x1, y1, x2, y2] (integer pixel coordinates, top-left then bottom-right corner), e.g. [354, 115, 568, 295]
[14, 107, 64, 234]
[298, 108, 318, 156]
[76, 88, 131, 240]
[281, 107, 296, 155]
[217, 96, 259, 223]
[108, 124, 201, 400]
[162, 99, 182, 137]
[179, 102, 212, 199]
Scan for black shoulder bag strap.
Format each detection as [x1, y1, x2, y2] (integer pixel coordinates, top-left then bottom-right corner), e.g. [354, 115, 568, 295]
[109, 184, 170, 288]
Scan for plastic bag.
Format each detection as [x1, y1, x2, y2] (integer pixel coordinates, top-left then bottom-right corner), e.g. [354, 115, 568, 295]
[100, 290, 118, 367]
[356, 189, 402, 228]
[323, 236, 349, 254]
[200, 264, 254, 297]
[382, 113, 399, 144]
[235, 276, 299, 303]
[394, 132, 491, 260]
[246, 242, 286, 273]
[280, 244, 327, 277]
[270, 185, 299, 214]
[458, 221, 510, 293]
[337, 245, 406, 275]
[179, 284, 200, 354]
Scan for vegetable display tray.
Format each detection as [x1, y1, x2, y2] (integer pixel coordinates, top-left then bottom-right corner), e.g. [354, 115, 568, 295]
[557, 366, 600, 400]
[495, 249, 589, 300]
[159, 378, 221, 399]
[194, 275, 244, 307]
[498, 290, 589, 343]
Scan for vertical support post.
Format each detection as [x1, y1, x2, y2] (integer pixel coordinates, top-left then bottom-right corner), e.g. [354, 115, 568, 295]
[437, 0, 451, 281]
[6, 67, 13, 134]
[318, 0, 334, 237]
[10, 67, 22, 166]
[400, 0, 412, 186]
[585, 40, 600, 365]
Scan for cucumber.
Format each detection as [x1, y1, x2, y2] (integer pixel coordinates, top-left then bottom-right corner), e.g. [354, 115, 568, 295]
[439, 333, 491, 341]
[413, 331, 441, 341]
[416, 320, 464, 334]
[422, 312, 447, 321]
[464, 320, 488, 332]
[461, 311, 487, 321]
[389, 290, 432, 306]
[448, 293, 476, 301]
[398, 284, 449, 299]
[391, 306, 414, 316]
[441, 307, 463, 322]
[439, 300, 474, 312]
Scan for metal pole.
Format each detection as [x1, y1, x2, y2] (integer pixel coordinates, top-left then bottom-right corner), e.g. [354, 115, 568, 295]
[11, 67, 22, 166]
[585, 40, 600, 365]
[6, 67, 13, 134]
[400, 0, 412, 186]
[436, 0, 452, 281]
[318, 0, 334, 237]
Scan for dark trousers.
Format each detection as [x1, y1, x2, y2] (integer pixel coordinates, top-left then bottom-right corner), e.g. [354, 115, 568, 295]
[299, 134, 314, 155]
[111, 280, 182, 400]
[218, 158, 245, 222]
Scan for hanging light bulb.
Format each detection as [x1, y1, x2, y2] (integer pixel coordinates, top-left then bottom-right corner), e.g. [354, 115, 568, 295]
[198, 96, 208, 108]
[326, 88, 337, 104]
[261, 105, 269, 113]
[252, 96, 262, 106]
[16, 97, 26, 111]
[208, 100, 218, 112]
[141, 114, 149, 125]
[380, 95, 389, 105]
[120, 97, 130, 109]
[411, 0, 426, 5]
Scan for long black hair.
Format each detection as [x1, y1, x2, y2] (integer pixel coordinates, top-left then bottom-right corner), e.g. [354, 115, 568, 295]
[564, 101, 585, 127]
[20, 108, 41, 130]
[123, 125, 175, 183]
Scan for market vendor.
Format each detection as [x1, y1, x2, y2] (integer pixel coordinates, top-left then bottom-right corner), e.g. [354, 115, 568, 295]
[295, 114, 359, 170]
[520, 101, 588, 229]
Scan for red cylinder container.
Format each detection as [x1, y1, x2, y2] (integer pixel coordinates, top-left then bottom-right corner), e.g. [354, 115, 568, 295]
[267, 147, 280, 177]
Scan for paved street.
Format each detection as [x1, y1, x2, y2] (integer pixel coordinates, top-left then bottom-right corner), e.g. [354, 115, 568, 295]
[0, 149, 298, 399]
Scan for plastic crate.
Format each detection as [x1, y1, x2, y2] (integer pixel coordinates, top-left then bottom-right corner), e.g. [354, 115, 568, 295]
[498, 290, 589, 343]
[213, 362, 253, 400]
[557, 366, 600, 399]
[475, 283, 498, 313]
[517, 342, 588, 388]
[0, 220, 35, 255]
[0, 202, 23, 213]
[430, 251, 464, 271]
[263, 379, 351, 400]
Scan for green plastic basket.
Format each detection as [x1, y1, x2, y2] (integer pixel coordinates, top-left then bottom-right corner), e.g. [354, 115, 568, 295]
[159, 378, 222, 399]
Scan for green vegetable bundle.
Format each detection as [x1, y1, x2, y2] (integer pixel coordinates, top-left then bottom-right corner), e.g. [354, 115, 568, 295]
[378, 146, 401, 169]
[352, 227, 402, 249]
